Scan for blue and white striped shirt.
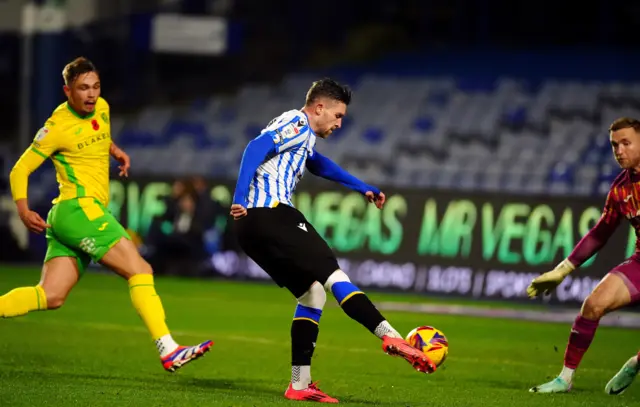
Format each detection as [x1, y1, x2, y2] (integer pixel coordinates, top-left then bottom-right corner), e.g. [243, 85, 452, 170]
[233, 109, 378, 210]
[246, 109, 316, 208]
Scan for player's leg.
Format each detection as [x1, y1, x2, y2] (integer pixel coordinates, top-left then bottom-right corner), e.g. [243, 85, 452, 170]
[290, 212, 436, 374]
[284, 281, 339, 403]
[53, 198, 212, 372]
[234, 208, 338, 403]
[0, 257, 78, 317]
[605, 350, 640, 395]
[321, 269, 435, 373]
[99, 235, 212, 372]
[38, 256, 81, 309]
[290, 281, 325, 389]
[0, 208, 87, 317]
[530, 260, 637, 393]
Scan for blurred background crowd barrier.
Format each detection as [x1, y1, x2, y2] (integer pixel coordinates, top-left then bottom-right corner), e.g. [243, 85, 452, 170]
[0, 0, 639, 307]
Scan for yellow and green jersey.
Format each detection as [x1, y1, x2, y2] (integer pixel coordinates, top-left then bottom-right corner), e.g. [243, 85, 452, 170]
[10, 97, 112, 207]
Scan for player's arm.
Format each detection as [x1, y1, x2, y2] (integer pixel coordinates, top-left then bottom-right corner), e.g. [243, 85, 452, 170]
[9, 127, 58, 233]
[567, 192, 622, 267]
[110, 142, 130, 177]
[527, 191, 622, 298]
[306, 150, 385, 208]
[231, 133, 276, 211]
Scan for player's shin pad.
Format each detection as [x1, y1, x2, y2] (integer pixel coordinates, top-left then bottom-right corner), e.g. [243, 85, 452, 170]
[331, 281, 364, 306]
[331, 282, 385, 333]
[293, 304, 322, 325]
[0, 286, 47, 317]
[292, 304, 322, 366]
[128, 274, 170, 339]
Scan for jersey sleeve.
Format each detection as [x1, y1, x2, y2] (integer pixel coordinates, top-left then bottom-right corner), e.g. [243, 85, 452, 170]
[306, 150, 378, 195]
[600, 190, 622, 226]
[567, 190, 622, 267]
[9, 123, 61, 201]
[30, 123, 62, 158]
[232, 133, 276, 206]
[263, 112, 309, 154]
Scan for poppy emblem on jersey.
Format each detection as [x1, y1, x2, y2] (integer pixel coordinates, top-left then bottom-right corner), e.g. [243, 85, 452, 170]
[92, 119, 99, 131]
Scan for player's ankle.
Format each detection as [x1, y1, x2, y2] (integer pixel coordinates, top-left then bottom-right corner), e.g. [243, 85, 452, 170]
[375, 321, 402, 339]
[156, 334, 179, 357]
[291, 381, 310, 391]
[559, 366, 575, 384]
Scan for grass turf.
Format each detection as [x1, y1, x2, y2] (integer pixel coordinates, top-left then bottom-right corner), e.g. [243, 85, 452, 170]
[0, 265, 638, 406]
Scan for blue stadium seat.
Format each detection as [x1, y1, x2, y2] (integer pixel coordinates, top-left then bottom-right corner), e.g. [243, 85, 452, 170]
[362, 127, 384, 143]
[104, 65, 640, 198]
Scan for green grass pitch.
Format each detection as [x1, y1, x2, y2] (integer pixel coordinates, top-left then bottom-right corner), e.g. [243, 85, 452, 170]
[0, 266, 638, 406]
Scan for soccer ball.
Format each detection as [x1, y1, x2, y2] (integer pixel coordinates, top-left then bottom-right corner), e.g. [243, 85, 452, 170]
[405, 326, 449, 367]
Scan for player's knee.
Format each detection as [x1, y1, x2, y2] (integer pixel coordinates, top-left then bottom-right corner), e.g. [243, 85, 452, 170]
[138, 259, 153, 275]
[294, 282, 325, 324]
[581, 294, 607, 320]
[297, 282, 326, 309]
[128, 258, 153, 278]
[44, 291, 66, 310]
[323, 269, 363, 305]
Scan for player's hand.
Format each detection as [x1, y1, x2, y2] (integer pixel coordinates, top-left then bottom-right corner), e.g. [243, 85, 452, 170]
[19, 210, 50, 234]
[111, 148, 130, 177]
[526, 260, 575, 298]
[365, 191, 386, 209]
[230, 204, 247, 220]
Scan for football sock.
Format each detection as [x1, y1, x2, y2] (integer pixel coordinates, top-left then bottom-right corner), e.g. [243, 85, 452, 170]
[373, 320, 402, 339]
[128, 274, 178, 356]
[0, 286, 47, 317]
[331, 281, 401, 338]
[292, 366, 312, 391]
[156, 334, 179, 358]
[559, 366, 575, 383]
[291, 304, 322, 390]
[563, 315, 599, 375]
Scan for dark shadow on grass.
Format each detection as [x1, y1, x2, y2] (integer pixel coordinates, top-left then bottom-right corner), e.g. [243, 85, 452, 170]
[30, 370, 283, 398]
[186, 377, 412, 405]
[467, 376, 591, 394]
[27, 371, 417, 405]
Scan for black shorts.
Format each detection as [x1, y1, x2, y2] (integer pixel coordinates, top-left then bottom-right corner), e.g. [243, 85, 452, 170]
[234, 204, 340, 298]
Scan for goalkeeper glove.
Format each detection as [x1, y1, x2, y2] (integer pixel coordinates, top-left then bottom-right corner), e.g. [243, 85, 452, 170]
[526, 259, 575, 299]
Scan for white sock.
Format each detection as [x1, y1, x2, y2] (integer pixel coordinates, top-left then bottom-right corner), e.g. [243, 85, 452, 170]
[292, 365, 312, 390]
[627, 355, 640, 371]
[155, 334, 179, 357]
[559, 366, 575, 383]
[373, 320, 402, 339]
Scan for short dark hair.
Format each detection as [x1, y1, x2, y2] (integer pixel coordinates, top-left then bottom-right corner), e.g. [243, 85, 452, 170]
[609, 117, 640, 132]
[305, 78, 352, 106]
[62, 57, 98, 86]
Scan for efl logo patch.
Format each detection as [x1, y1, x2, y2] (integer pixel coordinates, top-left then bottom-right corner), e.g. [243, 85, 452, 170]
[101, 112, 109, 124]
[34, 127, 49, 142]
[277, 123, 299, 140]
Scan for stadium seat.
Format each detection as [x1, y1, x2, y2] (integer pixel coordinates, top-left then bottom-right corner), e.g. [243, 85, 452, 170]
[99, 68, 640, 199]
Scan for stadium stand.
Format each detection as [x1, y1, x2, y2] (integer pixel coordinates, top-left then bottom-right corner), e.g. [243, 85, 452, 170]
[22, 54, 640, 203]
[107, 76, 639, 195]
